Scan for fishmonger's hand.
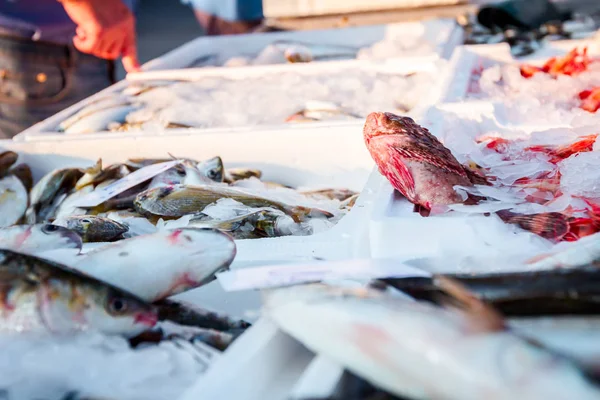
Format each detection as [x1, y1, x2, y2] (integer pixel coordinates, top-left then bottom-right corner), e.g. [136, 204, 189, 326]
[58, 0, 141, 73]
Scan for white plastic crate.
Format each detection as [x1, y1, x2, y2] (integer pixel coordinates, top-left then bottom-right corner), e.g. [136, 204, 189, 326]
[437, 36, 600, 105]
[15, 56, 442, 140]
[142, 19, 464, 71]
[3, 123, 378, 317]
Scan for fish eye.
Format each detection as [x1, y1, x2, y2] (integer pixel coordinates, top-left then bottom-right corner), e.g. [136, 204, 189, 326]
[81, 218, 92, 224]
[42, 224, 60, 233]
[208, 169, 218, 179]
[108, 297, 128, 314]
[175, 168, 186, 177]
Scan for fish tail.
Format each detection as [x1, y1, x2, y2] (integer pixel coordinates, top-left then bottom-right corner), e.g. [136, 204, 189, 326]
[433, 276, 506, 334]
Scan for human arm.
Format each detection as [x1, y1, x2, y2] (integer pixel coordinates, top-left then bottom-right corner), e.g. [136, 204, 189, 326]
[58, 0, 140, 72]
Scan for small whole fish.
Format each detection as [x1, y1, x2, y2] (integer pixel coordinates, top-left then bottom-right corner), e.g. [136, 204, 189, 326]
[189, 209, 285, 239]
[264, 281, 600, 400]
[384, 266, 600, 316]
[62, 104, 140, 135]
[134, 184, 334, 223]
[27, 167, 84, 224]
[0, 249, 157, 335]
[300, 188, 358, 202]
[74, 227, 236, 302]
[197, 156, 224, 182]
[148, 160, 212, 190]
[0, 174, 28, 228]
[363, 112, 484, 214]
[52, 215, 129, 243]
[0, 224, 82, 253]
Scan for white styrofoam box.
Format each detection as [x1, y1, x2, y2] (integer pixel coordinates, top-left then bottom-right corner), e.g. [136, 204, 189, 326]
[437, 36, 600, 104]
[262, 0, 465, 18]
[2, 123, 378, 318]
[179, 318, 317, 400]
[142, 19, 463, 71]
[15, 56, 441, 140]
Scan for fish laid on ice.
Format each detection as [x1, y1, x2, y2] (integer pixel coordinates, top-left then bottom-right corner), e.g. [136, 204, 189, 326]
[27, 167, 84, 224]
[62, 104, 140, 135]
[188, 209, 287, 239]
[74, 228, 236, 302]
[0, 224, 82, 254]
[148, 160, 213, 190]
[384, 265, 600, 316]
[363, 112, 485, 215]
[197, 156, 224, 183]
[0, 249, 157, 335]
[264, 282, 600, 400]
[134, 184, 334, 223]
[300, 188, 358, 202]
[0, 175, 28, 228]
[52, 215, 129, 243]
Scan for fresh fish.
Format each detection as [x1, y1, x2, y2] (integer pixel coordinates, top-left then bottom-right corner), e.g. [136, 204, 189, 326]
[134, 184, 334, 223]
[363, 112, 484, 215]
[52, 215, 129, 243]
[223, 168, 262, 184]
[189, 209, 285, 238]
[58, 95, 134, 132]
[384, 266, 600, 316]
[300, 188, 358, 202]
[197, 156, 224, 182]
[9, 164, 33, 192]
[286, 100, 362, 123]
[0, 151, 18, 176]
[264, 282, 600, 400]
[62, 104, 139, 135]
[155, 299, 250, 331]
[0, 249, 157, 335]
[0, 224, 82, 253]
[148, 160, 212, 189]
[27, 168, 84, 223]
[0, 175, 27, 228]
[75, 161, 131, 190]
[74, 227, 236, 302]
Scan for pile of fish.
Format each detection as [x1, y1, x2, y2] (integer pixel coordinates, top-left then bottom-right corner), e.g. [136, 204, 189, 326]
[52, 67, 433, 134]
[5, 153, 356, 242]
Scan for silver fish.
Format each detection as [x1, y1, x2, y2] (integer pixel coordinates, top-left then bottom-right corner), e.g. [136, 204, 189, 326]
[0, 249, 157, 335]
[62, 105, 140, 135]
[264, 282, 600, 400]
[197, 156, 224, 182]
[0, 224, 82, 253]
[27, 168, 84, 224]
[74, 227, 236, 302]
[148, 160, 212, 190]
[52, 215, 129, 243]
[0, 175, 28, 228]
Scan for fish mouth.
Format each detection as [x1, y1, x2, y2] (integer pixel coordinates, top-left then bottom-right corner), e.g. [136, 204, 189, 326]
[363, 112, 389, 139]
[135, 311, 158, 327]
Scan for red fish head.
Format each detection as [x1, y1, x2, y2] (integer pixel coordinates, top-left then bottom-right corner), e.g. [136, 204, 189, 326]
[363, 112, 420, 142]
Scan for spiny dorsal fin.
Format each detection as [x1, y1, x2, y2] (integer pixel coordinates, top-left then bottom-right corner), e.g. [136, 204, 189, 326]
[434, 276, 506, 334]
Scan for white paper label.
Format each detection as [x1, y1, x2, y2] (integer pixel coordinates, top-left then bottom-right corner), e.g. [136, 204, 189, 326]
[72, 160, 181, 208]
[216, 258, 432, 292]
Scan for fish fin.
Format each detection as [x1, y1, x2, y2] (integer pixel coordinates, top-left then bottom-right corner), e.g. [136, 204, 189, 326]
[500, 212, 570, 241]
[434, 276, 506, 334]
[385, 148, 417, 201]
